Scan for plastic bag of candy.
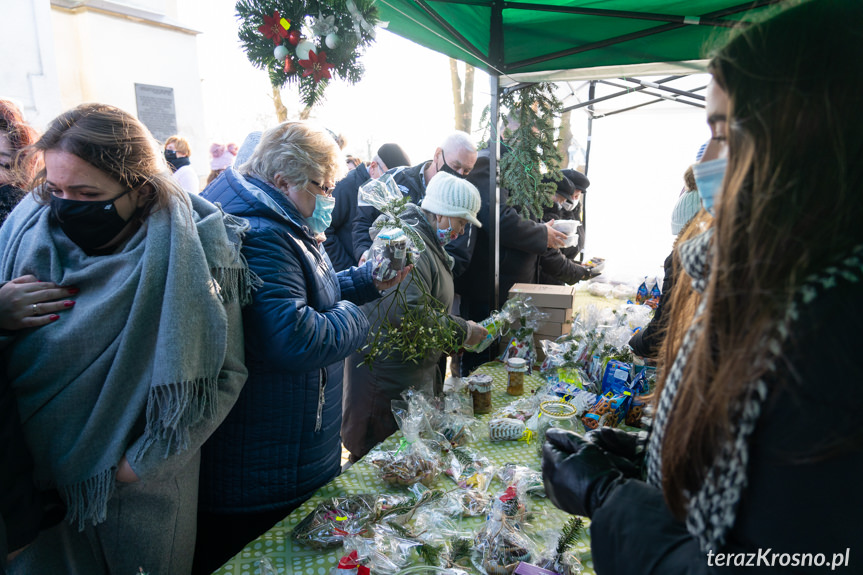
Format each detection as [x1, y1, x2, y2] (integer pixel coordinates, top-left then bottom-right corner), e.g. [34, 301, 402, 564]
[369, 226, 411, 282]
[292, 494, 377, 548]
[368, 406, 444, 487]
[472, 500, 537, 574]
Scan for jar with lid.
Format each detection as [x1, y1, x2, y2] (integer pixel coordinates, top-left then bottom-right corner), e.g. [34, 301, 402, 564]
[505, 357, 527, 396]
[466, 374, 494, 415]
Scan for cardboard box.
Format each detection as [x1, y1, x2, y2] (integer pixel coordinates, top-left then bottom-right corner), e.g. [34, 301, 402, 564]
[508, 283, 576, 309]
[539, 306, 573, 323]
[534, 321, 572, 337]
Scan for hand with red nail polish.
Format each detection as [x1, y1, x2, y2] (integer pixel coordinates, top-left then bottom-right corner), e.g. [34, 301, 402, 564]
[0, 275, 79, 330]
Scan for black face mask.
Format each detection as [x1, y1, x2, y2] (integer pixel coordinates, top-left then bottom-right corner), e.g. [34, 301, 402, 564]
[439, 150, 468, 179]
[50, 187, 137, 255]
[164, 149, 189, 172]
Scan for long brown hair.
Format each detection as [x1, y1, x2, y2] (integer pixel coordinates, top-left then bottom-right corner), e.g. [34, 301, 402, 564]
[659, 0, 863, 518]
[25, 103, 184, 217]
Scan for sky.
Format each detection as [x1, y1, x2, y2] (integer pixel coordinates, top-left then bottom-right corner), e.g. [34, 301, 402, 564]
[193, 1, 713, 286]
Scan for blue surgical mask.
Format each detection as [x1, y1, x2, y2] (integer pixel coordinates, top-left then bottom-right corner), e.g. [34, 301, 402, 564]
[304, 193, 335, 235]
[436, 217, 454, 246]
[692, 157, 727, 215]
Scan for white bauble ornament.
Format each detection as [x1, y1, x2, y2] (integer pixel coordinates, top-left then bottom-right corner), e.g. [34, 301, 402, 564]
[273, 45, 289, 61]
[296, 40, 315, 60]
[325, 33, 340, 49]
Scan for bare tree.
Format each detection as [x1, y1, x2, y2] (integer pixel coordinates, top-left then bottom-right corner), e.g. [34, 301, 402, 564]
[449, 58, 475, 132]
[271, 85, 288, 123]
[557, 108, 573, 169]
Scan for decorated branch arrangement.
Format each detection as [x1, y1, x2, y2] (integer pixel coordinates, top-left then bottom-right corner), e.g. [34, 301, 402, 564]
[236, 0, 380, 107]
[479, 82, 566, 219]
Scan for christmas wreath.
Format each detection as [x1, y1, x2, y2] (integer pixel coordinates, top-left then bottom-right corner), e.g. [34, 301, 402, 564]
[236, 0, 380, 107]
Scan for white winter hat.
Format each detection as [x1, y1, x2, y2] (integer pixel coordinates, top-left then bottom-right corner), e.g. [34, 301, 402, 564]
[671, 189, 702, 235]
[421, 172, 482, 227]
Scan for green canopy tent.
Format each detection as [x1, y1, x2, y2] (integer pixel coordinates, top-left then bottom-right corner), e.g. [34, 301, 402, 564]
[375, 0, 792, 309]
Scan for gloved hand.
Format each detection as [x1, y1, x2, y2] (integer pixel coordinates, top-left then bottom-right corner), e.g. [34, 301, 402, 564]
[585, 427, 645, 478]
[542, 428, 625, 518]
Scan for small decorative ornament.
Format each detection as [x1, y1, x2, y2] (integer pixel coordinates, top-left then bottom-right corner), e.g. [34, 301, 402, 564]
[283, 58, 295, 74]
[273, 45, 289, 61]
[287, 29, 301, 46]
[298, 50, 335, 83]
[312, 13, 338, 36]
[295, 40, 315, 60]
[325, 32, 340, 49]
[257, 10, 288, 45]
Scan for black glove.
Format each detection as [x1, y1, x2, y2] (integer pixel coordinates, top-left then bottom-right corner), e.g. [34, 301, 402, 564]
[542, 428, 625, 518]
[585, 427, 645, 478]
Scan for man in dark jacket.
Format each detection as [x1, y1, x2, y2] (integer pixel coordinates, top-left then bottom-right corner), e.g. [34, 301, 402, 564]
[538, 172, 596, 286]
[351, 132, 477, 277]
[453, 146, 568, 374]
[324, 143, 411, 272]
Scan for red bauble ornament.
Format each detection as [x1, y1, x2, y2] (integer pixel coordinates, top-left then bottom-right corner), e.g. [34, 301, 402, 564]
[284, 58, 295, 74]
[287, 29, 301, 46]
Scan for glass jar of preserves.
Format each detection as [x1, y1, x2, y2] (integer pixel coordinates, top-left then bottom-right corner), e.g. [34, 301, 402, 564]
[505, 357, 527, 396]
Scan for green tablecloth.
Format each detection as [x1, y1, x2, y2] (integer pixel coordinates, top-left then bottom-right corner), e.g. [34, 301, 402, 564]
[213, 364, 598, 575]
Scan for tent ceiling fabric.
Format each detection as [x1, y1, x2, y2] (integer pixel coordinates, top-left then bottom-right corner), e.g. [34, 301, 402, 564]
[376, 0, 789, 82]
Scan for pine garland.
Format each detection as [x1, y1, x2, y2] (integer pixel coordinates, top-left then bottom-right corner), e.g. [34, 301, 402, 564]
[482, 82, 565, 219]
[236, 0, 379, 107]
[556, 516, 585, 557]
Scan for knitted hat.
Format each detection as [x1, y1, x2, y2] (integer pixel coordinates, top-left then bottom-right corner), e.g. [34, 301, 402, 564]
[209, 143, 236, 171]
[421, 172, 482, 227]
[376, 143, 411, 170]
[235, 131, 262, 168]
[671, 189, 702, 235]
[562, 168, 590, 192]
[542, 174, 575, 199]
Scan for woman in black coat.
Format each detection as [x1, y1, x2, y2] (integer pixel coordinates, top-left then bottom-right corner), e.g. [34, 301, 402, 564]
[542, 2, 863, 572]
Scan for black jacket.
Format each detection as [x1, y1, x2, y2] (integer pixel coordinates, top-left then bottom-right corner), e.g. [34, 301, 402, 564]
[0, 369, 41, 562]
[323, 163, 370, 272]
[590, 275, 863, 574]
[628, 252, 674, 359]
[452, 148, 549, 317]
[350, 161, 472, 278]
[537, 202, 590, 285]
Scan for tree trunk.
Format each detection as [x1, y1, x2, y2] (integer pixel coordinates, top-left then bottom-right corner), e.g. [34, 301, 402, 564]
[449, 59, 476, 132]
[463, 64, 474, 133]
[299, 106, 312, 120]
[557, 109, 573, 169]
[271, 85, 288, 123]
[449, 58, 463, 131]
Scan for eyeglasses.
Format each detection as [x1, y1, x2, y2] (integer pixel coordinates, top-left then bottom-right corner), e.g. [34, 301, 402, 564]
[309, 180, 332, 196]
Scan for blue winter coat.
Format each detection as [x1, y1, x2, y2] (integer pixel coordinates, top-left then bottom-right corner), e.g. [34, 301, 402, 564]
[198, 168, 380, 513]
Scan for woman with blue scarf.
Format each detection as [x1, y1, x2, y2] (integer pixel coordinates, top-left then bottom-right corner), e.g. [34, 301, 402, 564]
[195, 121, 409, 574]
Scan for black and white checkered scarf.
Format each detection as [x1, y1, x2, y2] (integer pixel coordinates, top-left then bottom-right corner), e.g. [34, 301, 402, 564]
[645, 229, 863, 551]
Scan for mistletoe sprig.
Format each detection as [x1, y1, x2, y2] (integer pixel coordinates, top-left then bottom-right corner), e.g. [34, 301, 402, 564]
[236, 0, 379, 107]
[361, 275, 465, 367]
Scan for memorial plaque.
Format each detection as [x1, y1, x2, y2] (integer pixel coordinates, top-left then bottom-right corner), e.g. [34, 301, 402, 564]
[134, 83, 177, 142]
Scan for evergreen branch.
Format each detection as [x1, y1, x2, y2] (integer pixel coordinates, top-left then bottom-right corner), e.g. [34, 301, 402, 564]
[556, 516, 585, 557]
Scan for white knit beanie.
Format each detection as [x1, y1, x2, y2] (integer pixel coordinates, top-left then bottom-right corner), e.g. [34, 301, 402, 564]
[671, 189, 702, 235]
[421, 172, 482, 227]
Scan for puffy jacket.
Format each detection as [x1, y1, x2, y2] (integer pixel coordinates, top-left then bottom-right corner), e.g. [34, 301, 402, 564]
[323, 163, 370, 272]
[351, 162, 472, 277]
[198, 168, 380, 513]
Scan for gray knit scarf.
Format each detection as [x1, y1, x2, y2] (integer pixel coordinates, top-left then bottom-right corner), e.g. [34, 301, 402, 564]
[0, 192, 256, 530]
[646, 230, 863, 551]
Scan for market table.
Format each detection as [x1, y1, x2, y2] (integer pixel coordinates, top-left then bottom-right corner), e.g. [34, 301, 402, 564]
[213, 361, 597, 575]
